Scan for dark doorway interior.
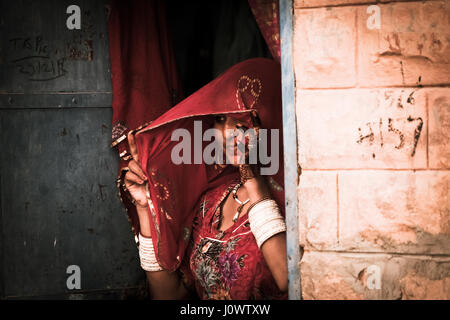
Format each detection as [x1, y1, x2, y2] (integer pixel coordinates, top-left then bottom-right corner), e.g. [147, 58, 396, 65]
[166, 0, 271, 97]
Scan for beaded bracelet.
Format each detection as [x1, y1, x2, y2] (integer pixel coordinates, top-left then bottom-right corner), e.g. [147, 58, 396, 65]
[247, 199, 286, 248]
[245, 196, 271, 216]
[138, 233, 164, 272]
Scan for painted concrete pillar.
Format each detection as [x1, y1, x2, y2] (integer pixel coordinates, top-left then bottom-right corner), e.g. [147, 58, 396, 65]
[293, 0, 450, 299]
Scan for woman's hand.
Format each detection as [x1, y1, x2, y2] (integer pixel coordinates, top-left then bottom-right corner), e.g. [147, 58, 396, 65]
[239, 164, 288, 293]
[124, 132, 152, 237]
[239, 164, 270, 202]
[124, 160, 148, 208]
[124, 132, 148, 208]
[125, 133, 190, 299]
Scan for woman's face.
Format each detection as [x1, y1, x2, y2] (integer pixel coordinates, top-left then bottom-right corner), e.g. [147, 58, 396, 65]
[213, 115, 250, 166]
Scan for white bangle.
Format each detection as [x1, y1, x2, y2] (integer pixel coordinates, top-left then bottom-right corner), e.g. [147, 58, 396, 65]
[248, 199, 286, 248]
[138, 233, 164, 272]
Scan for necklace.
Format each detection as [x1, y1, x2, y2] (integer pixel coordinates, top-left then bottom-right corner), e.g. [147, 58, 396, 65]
[231, 183, 249, 222]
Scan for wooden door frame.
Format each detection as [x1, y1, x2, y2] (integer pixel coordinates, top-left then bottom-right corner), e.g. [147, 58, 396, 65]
[279, 0, 302, 300]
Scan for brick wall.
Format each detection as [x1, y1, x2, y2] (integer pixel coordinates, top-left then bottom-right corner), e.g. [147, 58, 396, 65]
[293, 0, 450, 299]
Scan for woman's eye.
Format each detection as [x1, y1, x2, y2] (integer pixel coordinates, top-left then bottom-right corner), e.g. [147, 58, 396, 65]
[236, 125, 248, 131]
[215, 115, 226, 123]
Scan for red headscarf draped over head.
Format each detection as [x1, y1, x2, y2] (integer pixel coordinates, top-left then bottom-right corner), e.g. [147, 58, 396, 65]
[134, 58, 284, 271]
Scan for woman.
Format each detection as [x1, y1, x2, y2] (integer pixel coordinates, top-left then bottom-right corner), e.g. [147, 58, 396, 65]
[119, 58, 287, 299]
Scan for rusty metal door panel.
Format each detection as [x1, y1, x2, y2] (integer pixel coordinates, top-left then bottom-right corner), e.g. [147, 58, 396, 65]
[0, 0, 146, 299]
[0, 109, 144, 298]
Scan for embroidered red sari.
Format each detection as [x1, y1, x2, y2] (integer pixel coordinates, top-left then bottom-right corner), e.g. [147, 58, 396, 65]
[182, 169, 286, 299]
[134, 58, 285, 299]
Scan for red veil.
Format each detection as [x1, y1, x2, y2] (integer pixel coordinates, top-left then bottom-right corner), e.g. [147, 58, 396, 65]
[134, 58, 284, 271]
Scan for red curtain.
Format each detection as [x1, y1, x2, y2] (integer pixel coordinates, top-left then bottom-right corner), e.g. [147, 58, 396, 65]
[248, 0, 281, 63]
[108, 0, 182, 151]
[108, 0, 182, 235]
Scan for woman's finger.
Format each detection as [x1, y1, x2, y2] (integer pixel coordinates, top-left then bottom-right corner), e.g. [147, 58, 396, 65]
[128, 131, 139, 162]
[129, 160, 147, 181]
[125, 171, 145, 185]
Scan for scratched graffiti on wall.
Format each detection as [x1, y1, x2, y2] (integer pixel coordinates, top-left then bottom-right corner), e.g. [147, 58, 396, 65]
[8, 9, 96, 81]
[9, 36, 68, 81]
[65, 9, 96, 61]
[356, 89, 424, 157]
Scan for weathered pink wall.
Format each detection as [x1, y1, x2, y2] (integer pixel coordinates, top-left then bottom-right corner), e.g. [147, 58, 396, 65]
[293, 0, 450, 299]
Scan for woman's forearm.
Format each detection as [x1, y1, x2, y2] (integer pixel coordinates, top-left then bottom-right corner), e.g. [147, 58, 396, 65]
[260, 232, 288, 292]
[136, 204, 152, 237]
[244, 177, 288, 292]
[244, 176, 270, 202]
[136, 205, 189, 299]
[145, 270, 189, 300]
